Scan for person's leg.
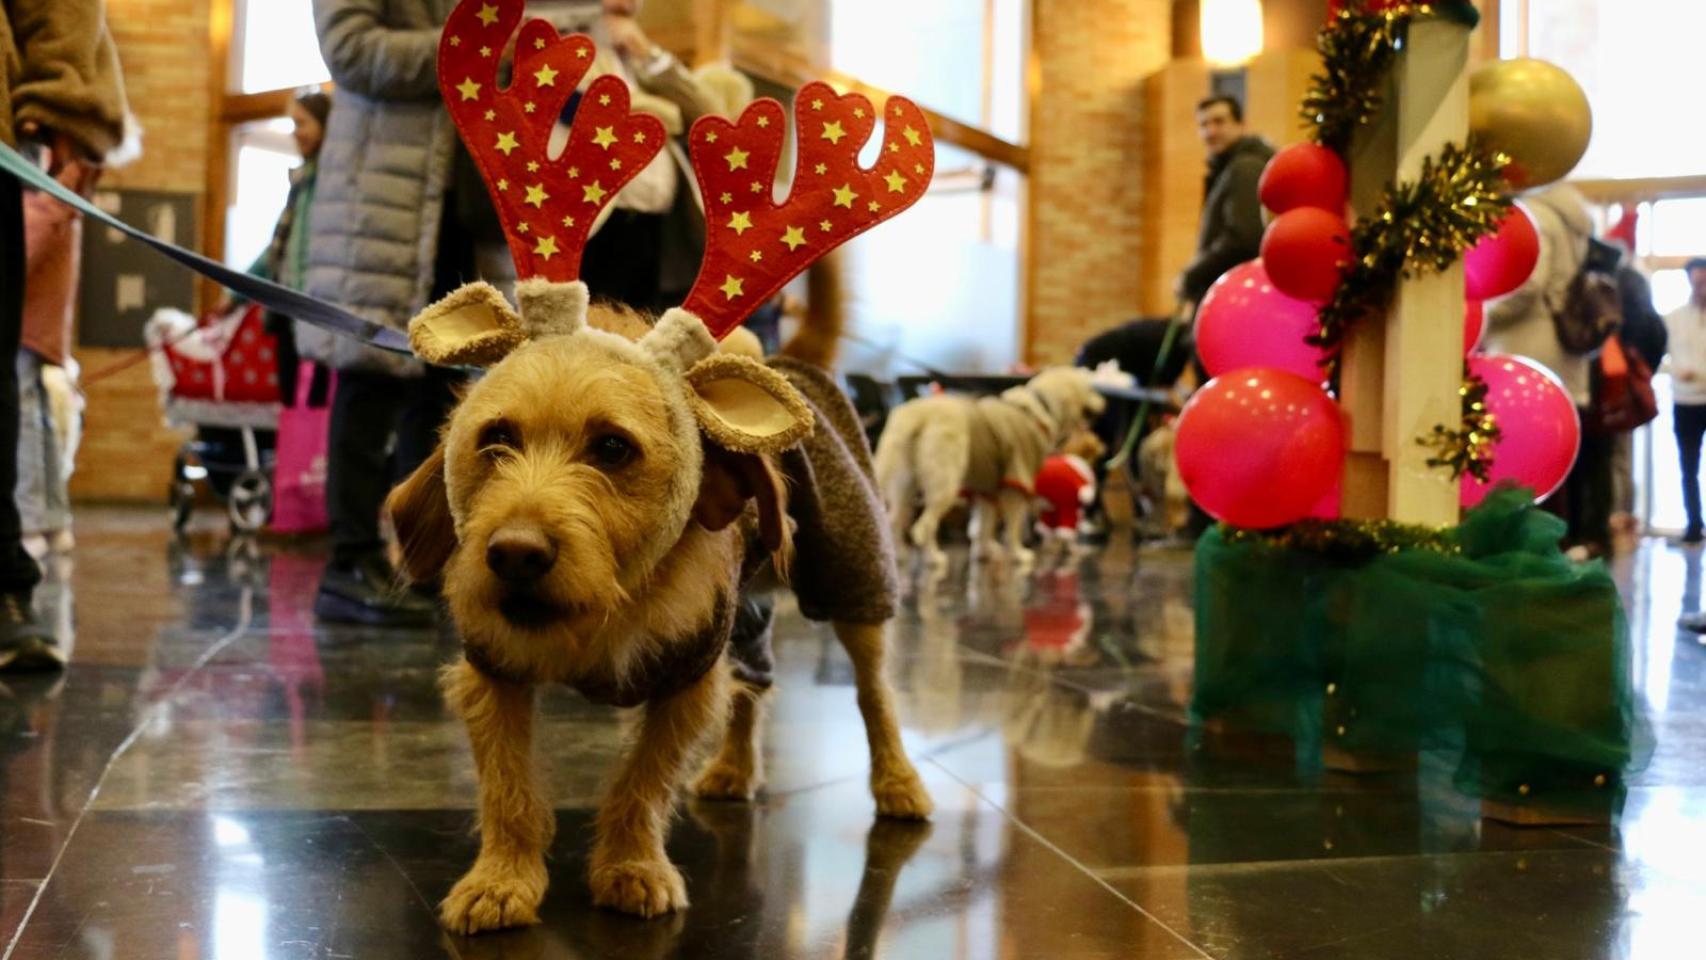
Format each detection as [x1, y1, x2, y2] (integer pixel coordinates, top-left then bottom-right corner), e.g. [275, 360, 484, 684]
[0, 172, 54, 668]
[325, 369, 404, 567]
[318, 368, 434, 625]
[1675, 404, 1706, 540]
[392, 365, 463, 484]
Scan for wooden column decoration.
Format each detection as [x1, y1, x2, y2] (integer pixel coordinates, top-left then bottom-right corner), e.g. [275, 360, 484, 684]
[1338, 18, 1470, 526]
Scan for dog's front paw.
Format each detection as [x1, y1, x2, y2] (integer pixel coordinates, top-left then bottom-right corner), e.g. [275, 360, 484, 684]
[1010, 546, 1037, 571]
[440, 860, 547, 935]
[590, 858, 688, 918]
[693, 760, 759, 801]
[872, 765, 934, 820]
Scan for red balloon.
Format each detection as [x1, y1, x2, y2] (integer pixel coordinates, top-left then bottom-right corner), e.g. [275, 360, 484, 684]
[1174, 369, 1346, 529]
[1464, 300, 1485, 355]
[1196, 261, 1330, 381]
[1261, 208, 1353, 304]
[1464, 206, 1540, 301]
[1460, 354, 1582, 509]
[1259, 143, 1349, 215]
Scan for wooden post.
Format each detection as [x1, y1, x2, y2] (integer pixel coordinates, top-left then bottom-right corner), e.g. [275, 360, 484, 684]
[1326, 18, 1470, 775]
[1339, 19, 1470, 526]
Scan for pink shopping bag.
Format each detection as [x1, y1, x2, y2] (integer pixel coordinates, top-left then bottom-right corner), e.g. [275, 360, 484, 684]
[270, 362, 334, 534]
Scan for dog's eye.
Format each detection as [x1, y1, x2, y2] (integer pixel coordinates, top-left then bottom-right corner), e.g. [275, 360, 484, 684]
[478, 420, 521, 456]
[589, 433, 636, 469]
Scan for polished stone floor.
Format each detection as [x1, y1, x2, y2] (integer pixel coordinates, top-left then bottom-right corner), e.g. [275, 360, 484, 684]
[1, 508, 1704, 959]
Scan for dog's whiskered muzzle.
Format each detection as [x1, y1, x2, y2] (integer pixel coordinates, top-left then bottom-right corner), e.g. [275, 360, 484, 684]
[486, 524, 558, 583]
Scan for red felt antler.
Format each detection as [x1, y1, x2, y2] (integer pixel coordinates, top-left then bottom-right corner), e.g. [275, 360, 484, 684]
[681, 81, 935, 339]
[438, 0, 666, 281]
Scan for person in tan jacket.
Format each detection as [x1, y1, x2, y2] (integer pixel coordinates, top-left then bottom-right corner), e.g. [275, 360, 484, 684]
[1, 0, 130, 671]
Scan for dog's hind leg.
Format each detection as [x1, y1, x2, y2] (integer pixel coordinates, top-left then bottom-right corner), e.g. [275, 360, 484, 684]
[693, 678, 768, 800]
[590, 663, 730, 917]
[833, 620, 933, 819]
[438, 660, 553, 935]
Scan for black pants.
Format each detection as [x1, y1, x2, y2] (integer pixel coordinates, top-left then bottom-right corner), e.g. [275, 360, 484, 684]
[1562, 409, 1613, 552]
[1677, 404, 1706, 533]
[325, 366, 459, 567]
[0, 173, 42, 596]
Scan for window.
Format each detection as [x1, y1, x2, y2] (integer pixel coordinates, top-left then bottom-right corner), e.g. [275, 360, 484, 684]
[225, 120, 300, 269]
[232, 0, 329, 94]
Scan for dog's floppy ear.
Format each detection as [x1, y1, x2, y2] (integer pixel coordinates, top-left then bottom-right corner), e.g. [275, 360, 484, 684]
[408, 282, 527, 367]
[693, 445, 793, 564]
[683, 353, 814, 456]
[386, 445, 457, 583]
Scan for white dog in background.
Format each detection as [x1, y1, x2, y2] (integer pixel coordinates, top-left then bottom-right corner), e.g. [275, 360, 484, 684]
[874, 368, 1106, 570]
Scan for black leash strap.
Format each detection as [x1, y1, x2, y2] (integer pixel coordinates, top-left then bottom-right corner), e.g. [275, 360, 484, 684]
[1, 142, 411, 356]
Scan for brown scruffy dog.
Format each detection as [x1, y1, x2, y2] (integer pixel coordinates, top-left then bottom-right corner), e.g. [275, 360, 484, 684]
[386, 279, 931, 935]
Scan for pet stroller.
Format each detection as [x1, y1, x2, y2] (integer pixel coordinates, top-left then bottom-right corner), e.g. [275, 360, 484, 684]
[145, 306, 281, 534]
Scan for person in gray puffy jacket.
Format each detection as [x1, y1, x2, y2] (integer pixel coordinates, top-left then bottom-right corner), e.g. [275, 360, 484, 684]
[304, 0, 498, 626]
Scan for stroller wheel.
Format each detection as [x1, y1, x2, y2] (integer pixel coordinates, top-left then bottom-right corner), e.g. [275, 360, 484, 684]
[228, 470, 273, 534]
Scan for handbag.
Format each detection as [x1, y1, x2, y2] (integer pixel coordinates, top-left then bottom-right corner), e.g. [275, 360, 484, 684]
[270, 362, 335, 533]
[1588, 336, 1658, 434]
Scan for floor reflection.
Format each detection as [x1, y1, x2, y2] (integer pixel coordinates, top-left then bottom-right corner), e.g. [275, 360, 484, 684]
[2, 508, 1705, 958]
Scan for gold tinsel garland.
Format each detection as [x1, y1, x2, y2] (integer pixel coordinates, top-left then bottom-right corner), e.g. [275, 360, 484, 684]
[1418, 368, 1502, 482]
[1303, 3, 1429, 153]
[1307, 139, 1513, 366]
[1222, 517, 1462, 561]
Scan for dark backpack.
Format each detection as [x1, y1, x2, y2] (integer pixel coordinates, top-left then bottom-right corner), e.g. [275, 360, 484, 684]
[1548, 247, 1624, 356]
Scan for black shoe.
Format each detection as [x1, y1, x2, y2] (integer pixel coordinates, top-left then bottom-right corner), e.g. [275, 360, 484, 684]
[0, 592, 65, 672]
[315, 556, 437, 627]
[1677, 528, 1704, 548]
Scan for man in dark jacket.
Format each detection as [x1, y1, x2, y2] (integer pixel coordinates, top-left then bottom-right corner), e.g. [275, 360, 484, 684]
[1177, 96, 1274, 307]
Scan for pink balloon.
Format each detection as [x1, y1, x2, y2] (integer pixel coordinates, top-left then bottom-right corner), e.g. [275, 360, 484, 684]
[1464, 301, 1485, 355]
[1174, 369, 1346, 529]
[1464, 206, 1540, 301]
[1196, 261, 1331, 381]
[1460, 354, 1582, 509]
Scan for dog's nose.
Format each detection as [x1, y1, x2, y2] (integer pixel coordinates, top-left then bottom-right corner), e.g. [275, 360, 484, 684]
[486, 525, 557, 582]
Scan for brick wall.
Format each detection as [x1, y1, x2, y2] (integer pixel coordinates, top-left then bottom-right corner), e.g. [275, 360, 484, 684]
[70, 0, 212, 502]
[1025, 0, 1173, 365]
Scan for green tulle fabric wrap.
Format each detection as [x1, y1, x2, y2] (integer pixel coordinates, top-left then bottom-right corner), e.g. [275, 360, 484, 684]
[1192, 488, 1648, 815]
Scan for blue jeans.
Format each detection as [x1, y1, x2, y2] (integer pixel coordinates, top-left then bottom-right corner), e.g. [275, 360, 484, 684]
[1675, 403, 1706, 533]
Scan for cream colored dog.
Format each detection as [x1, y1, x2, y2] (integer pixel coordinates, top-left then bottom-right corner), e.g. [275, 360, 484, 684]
[874, 368, 1106, 569]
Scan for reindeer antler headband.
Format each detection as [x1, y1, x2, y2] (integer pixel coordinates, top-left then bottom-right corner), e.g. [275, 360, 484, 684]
[429, 0, 935, 342]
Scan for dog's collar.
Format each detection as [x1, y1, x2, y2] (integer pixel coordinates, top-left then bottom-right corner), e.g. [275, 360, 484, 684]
[572, 591, 734, 708]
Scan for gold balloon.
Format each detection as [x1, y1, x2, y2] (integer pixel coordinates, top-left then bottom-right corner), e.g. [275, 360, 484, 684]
[1469, 58, 1593, 190]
